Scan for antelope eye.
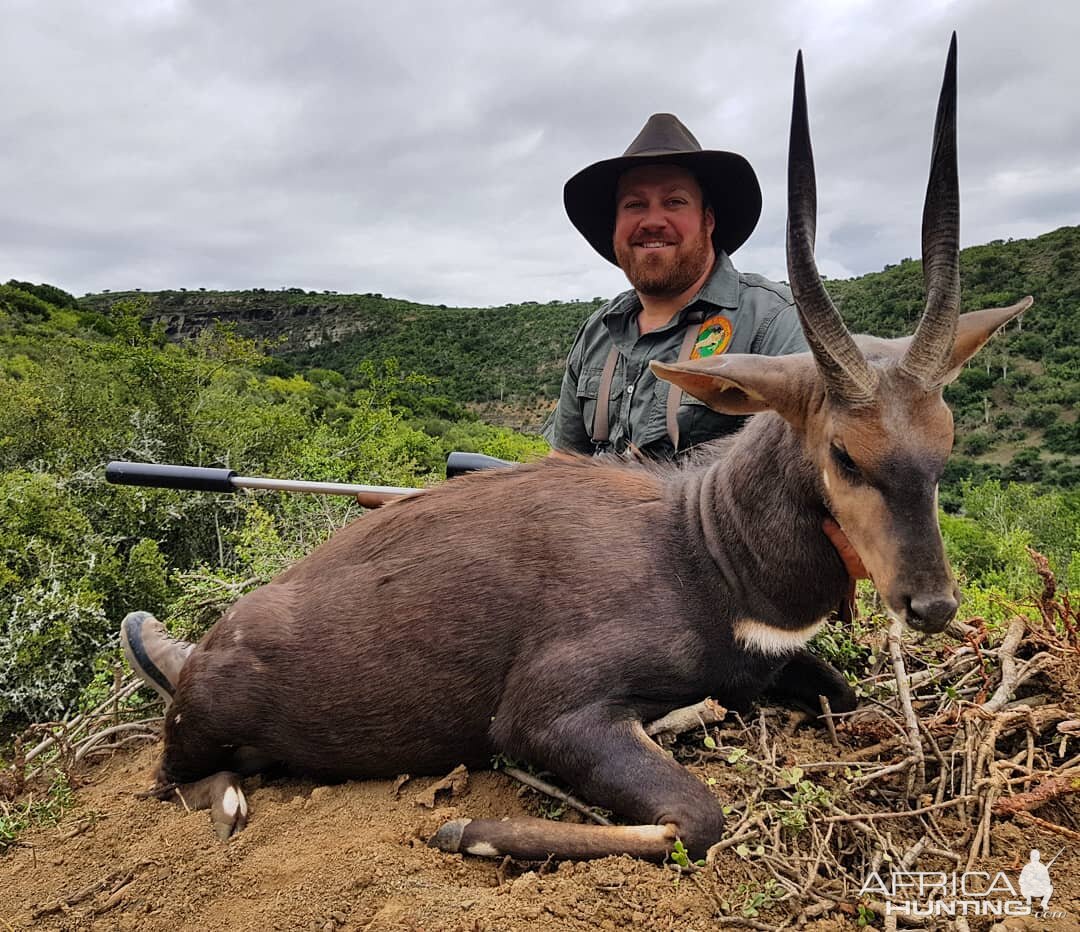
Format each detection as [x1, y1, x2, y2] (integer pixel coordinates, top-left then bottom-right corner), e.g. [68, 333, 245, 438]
[831, 445, 862, 482]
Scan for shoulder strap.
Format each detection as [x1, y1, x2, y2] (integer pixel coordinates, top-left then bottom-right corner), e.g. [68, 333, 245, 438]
[665, 323, 701, 451]
[592, 344, 620, 444]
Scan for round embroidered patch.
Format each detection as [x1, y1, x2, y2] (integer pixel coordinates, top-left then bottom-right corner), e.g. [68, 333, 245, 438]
[690, 315, 733, 359]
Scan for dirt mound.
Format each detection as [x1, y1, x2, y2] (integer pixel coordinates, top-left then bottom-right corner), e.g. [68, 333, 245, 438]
[3, 721, 1079, 931]
[2, 744, 731, 931]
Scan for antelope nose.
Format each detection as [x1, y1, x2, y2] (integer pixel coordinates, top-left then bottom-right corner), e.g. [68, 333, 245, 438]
[907, 593, 959, 633]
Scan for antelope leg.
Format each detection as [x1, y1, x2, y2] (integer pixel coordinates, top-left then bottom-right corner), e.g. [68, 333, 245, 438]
[767, 647, 857, 716]
[150, 771, 249, 840]
[433, 714, 725, 860]
[431, 816, 676, 861]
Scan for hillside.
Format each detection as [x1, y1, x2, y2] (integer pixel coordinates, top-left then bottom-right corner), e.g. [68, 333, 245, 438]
[78, 225, 1080, 491]
[3, 255, 1080, 931]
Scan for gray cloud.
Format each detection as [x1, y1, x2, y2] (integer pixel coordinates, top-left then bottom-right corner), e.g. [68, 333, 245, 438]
[1, 0, 1076, 306]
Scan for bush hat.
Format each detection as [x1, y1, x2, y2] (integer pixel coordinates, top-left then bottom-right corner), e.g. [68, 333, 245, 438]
[564, 113, 762, 265]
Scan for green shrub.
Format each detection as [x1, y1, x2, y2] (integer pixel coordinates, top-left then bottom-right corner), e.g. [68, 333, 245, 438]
[0, 582, 110, 723]
[962, 431, 992, 456]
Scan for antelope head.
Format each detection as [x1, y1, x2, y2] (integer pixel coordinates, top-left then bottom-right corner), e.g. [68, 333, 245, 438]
[653, 35, 1032, 634]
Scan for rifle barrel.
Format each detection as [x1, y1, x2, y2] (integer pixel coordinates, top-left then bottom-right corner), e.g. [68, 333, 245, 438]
[105, 460, 418, 507]
[104, 453, 515, 508]
[234, 475, 418, 504]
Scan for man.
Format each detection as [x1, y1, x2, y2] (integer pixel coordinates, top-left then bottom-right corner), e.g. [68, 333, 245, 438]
[545, 113, 866, 582]
[544, 113, 806, 458]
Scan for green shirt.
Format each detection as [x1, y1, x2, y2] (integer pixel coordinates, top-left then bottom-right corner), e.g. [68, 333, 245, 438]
[542, 252, 807, 459]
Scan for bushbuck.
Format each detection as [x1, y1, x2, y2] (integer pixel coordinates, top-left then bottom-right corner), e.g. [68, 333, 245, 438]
[127, 36, 1031, 860]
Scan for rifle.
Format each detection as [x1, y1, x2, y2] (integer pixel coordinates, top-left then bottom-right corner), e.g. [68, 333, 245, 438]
[105, 452, 513, 509]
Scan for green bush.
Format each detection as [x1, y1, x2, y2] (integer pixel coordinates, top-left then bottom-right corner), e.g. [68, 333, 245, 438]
[962, 431, 992, 456]
[1044, 421, 1080, 455]
[1, 582, 110, 723]
[1022, 406, 1059, 429]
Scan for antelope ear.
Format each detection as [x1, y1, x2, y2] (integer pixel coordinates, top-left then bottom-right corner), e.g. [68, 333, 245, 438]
[650, 352, 817, 425]
[937, 297, 1033, 385]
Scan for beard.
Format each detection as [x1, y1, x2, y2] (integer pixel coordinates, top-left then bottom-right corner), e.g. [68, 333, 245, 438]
[614, 218, 713, 298]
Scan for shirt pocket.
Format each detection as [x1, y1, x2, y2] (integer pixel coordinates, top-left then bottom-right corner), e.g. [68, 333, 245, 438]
[576, 367, 605, 441]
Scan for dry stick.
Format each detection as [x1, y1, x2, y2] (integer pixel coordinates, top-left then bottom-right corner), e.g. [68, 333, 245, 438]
[721, 793, 763, 845]
[823, 796, 975, 824]
[843, 734, 908, 763]
[963, 704, 1063, 869]
[73, 721, 161, 763]
[706, 830, 760, 860]
[818, 695, 840, 749]
[993, 774, 1080, 815]
[982, 617, 1026, 714]
[92, 874, 135, 916]
[981, 766, 1080, 793]
[886, 618, 925, 795]
[1013, 810, 1080, 841]
[874, 649, 979, 693]
[799, 822, 834, 896]
[23, 678, 146, 767]
[1024, 728, 1036, 790]
[756, 853, 801, 898]
[83, 734, 160, 759]
[644, 698, 727, 740]
[964, 794, 985, 869]
[797, 899, 840, 924]
[714, 918, 778, 931]
[501, 767, 612, 826]
[30, 860, 150, 919]
[687, 872, 725, 918]
[757, 709, 771, 763]
[972, 707, 1068, 782]
[897, 835, 930, 871]
[853, 756, 916, 787]
[918, 719, 949, 806]
[979, 785, 1001, 862]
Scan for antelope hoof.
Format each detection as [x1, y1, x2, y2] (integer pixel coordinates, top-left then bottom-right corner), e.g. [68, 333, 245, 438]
[211, 782, 249, 840]
[428, 818, 472, 853]
[147, 771, 249, 840]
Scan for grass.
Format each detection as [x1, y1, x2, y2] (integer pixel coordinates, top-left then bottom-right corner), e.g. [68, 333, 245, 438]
[0, 771, 76, 851]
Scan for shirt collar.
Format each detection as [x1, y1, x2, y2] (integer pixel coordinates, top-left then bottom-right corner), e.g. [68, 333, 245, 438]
[695, 251, 740, 310]
[602, 250, 741, 334]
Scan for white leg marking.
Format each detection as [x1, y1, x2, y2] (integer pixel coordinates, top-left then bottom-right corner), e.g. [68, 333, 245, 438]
[222, 785, 240, 819]
[465, 842, 501, 857]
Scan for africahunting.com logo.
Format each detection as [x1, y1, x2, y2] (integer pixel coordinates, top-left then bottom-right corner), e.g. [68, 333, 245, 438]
[859, 848, 1066, 920]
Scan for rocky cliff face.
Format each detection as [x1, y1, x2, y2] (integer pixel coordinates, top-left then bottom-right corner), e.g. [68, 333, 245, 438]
[79, 289, 393, 351]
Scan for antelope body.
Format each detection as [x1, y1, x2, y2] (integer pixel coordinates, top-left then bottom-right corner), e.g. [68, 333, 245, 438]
[139, 37, 1032, 860]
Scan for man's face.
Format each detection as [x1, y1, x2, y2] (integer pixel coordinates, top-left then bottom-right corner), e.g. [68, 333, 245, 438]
[612, 164, 715, 298]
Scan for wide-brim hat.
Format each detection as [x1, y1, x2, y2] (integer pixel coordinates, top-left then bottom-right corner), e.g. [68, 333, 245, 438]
[564, 113, 762, 265]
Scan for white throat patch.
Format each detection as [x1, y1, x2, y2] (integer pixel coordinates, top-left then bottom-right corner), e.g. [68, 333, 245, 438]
[734, 617, 827, 656]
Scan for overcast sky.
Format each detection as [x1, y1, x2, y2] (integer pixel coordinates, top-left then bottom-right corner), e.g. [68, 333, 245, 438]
[2, 0, 1077, 307]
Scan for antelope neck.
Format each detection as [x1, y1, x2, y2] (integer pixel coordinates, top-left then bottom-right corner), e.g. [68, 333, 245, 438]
[683, 415, 851, 631]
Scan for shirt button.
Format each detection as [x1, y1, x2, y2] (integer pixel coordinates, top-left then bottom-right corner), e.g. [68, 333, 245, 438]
[626, 385, 634, 395]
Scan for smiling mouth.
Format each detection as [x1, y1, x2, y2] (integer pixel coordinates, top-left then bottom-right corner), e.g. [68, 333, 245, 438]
[634, 241, 675, 249]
